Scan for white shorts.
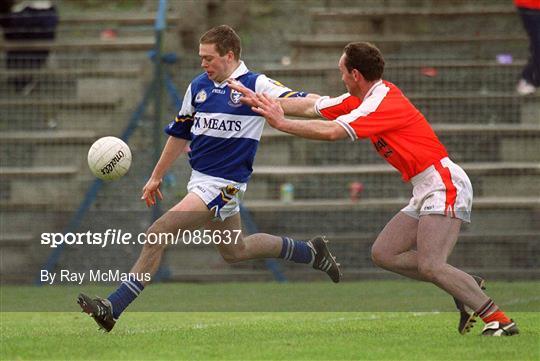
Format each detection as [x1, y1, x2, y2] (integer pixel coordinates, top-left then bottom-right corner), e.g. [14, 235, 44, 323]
[187, 170, 247, 221]
[401, 157, 473, 223]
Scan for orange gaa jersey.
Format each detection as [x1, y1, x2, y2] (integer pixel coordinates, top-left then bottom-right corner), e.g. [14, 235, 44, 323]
[315, 80, 448, 182]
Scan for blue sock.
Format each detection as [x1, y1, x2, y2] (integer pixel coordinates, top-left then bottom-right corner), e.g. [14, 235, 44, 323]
[279, 237, 315, 264]
[107, 275, 144, 319]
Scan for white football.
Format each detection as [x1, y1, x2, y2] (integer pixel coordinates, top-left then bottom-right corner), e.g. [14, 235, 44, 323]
[87, 136, 132, 180]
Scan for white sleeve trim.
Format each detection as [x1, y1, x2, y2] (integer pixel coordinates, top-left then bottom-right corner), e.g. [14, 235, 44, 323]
[178, 84, 194, 116]
[336, 83, 389, 124]
[334, 119, 357, 141]
[255, 74, 292, 98]
[314, 96, 330, 117]
[314, 93, 352, 119]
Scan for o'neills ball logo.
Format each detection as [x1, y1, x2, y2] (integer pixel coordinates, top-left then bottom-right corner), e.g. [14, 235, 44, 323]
[101, 150, 125, 175]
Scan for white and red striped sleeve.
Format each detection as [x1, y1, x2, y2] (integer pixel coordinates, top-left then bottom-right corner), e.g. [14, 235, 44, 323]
[314, 93, 361, 120]
[334, 82, 407, 140]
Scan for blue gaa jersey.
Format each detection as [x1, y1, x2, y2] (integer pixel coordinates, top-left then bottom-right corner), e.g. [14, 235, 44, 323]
[165, 61, 306, 183]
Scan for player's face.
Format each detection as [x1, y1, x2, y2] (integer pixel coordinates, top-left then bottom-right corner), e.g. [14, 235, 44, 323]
[199, 43, 234, 83]
[339, 54, 359, 95]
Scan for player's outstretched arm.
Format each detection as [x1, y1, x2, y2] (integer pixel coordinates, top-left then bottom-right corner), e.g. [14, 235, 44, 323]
[226, 79, 321, 118]
[252, 93, 348, 141]
[141, 136, 188, 207]
[278, 95, 320, 118]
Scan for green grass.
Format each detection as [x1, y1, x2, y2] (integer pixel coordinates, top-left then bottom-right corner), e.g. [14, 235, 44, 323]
[1, 281, 539, 360]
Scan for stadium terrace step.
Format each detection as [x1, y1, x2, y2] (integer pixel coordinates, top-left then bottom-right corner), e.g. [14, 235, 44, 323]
[0, 130, 96, 144]
[320, 0, 511, 8]
[169, 266, 540, 283]
[0, 98, 120, 108]
[60, 13, 180, 26]
[279, 232, 539, 271]
[257, 125, 540, 165]
[0, 166, 86, 207]
[248, 162, 540, 200]
[0, 67, 141, 78]
[242, 197, 539, 235]
[0, 37, 155, 52]
[1, 99, 123, 131]
[253, 162, 540, 176]
[278, 268, 540, 282]
[288, 35, 528, 61]
[53, 13, 180, 39]
[408, 93, 540, 125]
[244, 196, 540, 211]
[0, 233, 34, 246]
[309, 6, 521, 36]
[285, 232, 540, 245]
[263, 61, 527, 94]
[0, 67, 142, 97]
[0, 131, 97, 167]
[0, 166, 79, 178]
[0, 234, 40, 283]
[1, 112, 125, 133]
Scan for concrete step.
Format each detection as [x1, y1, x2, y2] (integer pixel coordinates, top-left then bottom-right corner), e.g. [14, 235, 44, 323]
[51, 13, 179, 40]
[0, 73, 137, 101]
[0, 166, 80, 178]
[309, 6, 521, 36]
[0, 166, 88, 206]
[0, 67, 143, 99]
[0, 130, 97, 143]
[162, 231, 538, 282]
[257, 124, 540, 166]
[1, 99, 125, 132]
[0, 38, 154, 70]
[408, 92, 540, 124]
[0, 98, 121, 108]
[164, 268, 540, 283]
[289, 35, 528, 61]
[242, 197, 540, 235]
[265, 268, 540, 282]
[247, 162, 540, 201]
[0, 233, 45, 283]
[0, 37, 155, 52]
[264, 61, 526, 94]
[1, 112, 128, 134]
[0, 131, 97, 167]
[0, 67, 141, 78]
[277, 232, 539, 271]
[320, 0, 511, 8]
[60, 13, 180, 26]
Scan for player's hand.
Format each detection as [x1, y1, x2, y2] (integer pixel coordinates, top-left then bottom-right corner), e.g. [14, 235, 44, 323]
[252, 93, 286, 129]
[226, 79, 259, 107]
[141, 177, 163, 207]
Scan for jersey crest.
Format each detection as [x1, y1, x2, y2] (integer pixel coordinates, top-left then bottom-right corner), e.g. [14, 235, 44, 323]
[228, 89, 243, 107]
[195, 89, 207, 103]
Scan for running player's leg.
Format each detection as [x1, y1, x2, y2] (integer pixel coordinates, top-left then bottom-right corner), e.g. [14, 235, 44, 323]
[78, 192, 213, 331]
[210, 214, 341, 282]
[371, 211, 427, 281]
[129, 192, 213, 280]
[210, 213, 281, 262]
[416, 214, 517, 335]
[416, 214, 486, 308]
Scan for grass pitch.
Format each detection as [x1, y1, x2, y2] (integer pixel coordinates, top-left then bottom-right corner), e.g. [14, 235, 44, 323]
[1, 281, 539, 360]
